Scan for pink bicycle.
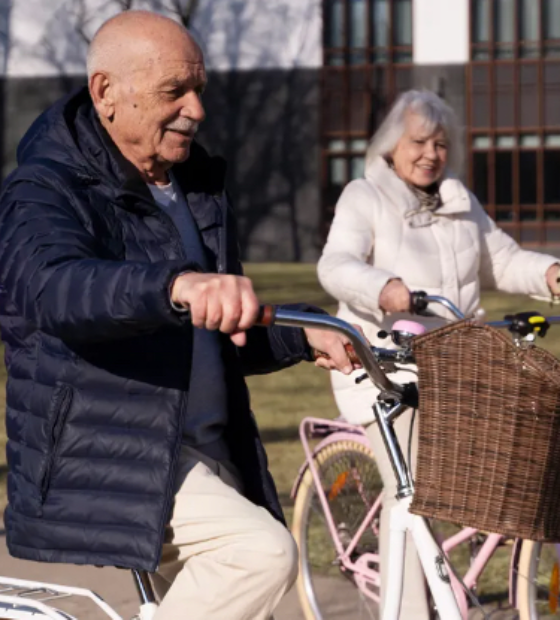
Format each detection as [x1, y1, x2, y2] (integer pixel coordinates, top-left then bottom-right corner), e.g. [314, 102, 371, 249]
[284, 294, 560, 620]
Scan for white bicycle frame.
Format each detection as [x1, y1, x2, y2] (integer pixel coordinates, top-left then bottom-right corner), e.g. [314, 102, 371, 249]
[265, 305, 463, 620]
[383, 496, 460, 620]
[0, 571, 158, 620]
[373, 396, 461, 619]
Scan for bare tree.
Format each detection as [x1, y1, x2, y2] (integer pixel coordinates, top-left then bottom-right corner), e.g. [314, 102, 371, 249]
[149, 0, 199, 27]
[71, 0, 133, 45]
[169, 0, 199, 28]
[70, 0, 200, 46]
[72, 0, 96, 45]
[114, 0, 135, 9]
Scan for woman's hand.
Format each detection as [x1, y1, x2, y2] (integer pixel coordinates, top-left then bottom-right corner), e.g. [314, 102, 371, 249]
[379, 279, 411, 313]
[546, 264, 560, 297]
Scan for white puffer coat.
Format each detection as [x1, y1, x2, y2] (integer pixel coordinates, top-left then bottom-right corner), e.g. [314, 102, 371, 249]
[318, 156, 558, 423]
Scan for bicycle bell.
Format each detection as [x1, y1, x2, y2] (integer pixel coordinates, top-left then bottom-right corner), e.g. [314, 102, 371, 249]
[378, 319, 427, 347]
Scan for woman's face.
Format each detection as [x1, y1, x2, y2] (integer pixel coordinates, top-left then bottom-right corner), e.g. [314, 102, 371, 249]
[391, 113, 448, 187]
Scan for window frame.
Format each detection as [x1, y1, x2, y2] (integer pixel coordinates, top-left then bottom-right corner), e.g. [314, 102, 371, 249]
[321, 0, 414, 234]
[467, 0, 560, 247]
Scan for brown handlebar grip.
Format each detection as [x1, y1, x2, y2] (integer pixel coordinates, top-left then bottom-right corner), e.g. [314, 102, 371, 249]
[256, 304, 276, 327]
[313, 342, 361, 366]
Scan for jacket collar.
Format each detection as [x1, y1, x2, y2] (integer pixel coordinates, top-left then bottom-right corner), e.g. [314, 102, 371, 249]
[88, 107, 227, 220]
[365, 156, 471, 224]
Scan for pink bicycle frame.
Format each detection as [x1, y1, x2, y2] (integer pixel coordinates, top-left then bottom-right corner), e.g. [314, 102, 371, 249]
[293, 417, 384, 602]
[294, 416, 527, 616]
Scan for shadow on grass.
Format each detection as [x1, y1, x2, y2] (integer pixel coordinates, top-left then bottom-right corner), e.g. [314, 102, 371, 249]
[0, 464, 5, 536]
[259, 427, 300, 444]
[277, 492, 293, 508]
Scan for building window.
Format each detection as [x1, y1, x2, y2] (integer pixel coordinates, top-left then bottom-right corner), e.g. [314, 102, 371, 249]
[471, 0, 560, 60]
[322, 0, 413, 229]
[468, 0, 560, 246]
[324, 0, 413, 66]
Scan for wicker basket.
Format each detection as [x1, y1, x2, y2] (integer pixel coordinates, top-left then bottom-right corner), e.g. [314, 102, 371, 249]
[409, 320, 560, 541]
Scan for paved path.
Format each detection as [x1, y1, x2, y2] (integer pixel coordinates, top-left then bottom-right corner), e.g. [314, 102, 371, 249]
[0, 534, 305, 619]
[0, 535, 519, 619]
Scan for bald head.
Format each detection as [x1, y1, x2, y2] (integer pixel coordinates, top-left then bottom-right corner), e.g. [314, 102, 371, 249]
[87, 10, 202, 81]
[87, 10, 207, 184]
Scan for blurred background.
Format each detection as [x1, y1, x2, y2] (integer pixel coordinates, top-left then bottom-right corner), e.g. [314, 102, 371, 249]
[0, 0, 560, 262]
[1, 2, 560, 616]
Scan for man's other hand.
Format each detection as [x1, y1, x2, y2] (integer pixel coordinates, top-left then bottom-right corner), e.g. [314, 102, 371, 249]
[304, 326, 366, 375]
[170, 273, 260, 346]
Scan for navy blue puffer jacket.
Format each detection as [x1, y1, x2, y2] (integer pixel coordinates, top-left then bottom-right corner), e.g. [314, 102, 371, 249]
[0, 88, 316, 572]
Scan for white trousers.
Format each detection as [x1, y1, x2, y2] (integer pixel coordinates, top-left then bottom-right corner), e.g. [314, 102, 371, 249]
[152, 447, 298, 620]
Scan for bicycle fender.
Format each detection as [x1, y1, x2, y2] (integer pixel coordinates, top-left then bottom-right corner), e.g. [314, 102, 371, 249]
[290, 431, 372, 500]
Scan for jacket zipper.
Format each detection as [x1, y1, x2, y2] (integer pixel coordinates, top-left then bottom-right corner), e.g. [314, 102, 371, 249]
[217, 194, 226, 274]
[41, 385, 73, 501]
[153, 210, 185, 261]
[155, 391, 188, 571]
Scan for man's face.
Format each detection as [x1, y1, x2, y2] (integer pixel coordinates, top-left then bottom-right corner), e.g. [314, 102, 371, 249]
[112, 50, 207, 171]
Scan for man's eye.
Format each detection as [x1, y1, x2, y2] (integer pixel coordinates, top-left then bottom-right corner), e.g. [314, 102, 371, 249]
[437, 143, 448, 149]
[413, 139, 425, 145]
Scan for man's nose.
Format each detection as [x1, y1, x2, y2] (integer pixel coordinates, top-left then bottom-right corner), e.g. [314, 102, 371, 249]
[180, 92, 206, 123]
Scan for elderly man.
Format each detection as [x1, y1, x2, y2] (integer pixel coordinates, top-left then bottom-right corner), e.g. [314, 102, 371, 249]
[0, 10, 355, 620]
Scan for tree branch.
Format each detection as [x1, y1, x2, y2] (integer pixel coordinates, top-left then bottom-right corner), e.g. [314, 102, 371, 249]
[114, 0, 134, 10]
[74, 0, 92, 45]
[168, 0, 199, 28]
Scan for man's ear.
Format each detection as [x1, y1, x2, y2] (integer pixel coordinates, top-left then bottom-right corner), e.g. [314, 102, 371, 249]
[89, 72, 116, 122]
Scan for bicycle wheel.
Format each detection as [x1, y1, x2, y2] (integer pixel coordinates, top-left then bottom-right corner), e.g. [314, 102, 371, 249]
[291, 438, 382, 620]
[518, 540, 560, 619]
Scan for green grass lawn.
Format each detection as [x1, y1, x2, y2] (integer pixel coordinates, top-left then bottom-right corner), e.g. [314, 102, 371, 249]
[1, 263, 559, 598]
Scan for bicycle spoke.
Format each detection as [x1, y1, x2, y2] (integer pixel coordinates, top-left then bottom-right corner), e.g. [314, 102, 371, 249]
[296, 443, 382, 619]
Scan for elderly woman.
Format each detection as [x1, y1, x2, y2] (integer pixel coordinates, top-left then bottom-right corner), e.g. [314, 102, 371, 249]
[317, 90, 560, 618]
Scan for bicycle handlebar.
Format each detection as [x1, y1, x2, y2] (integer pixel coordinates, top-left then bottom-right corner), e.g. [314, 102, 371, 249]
[257, 293, 560, 396]
[411, 292, 466, 320]
[257, 306, 402, 397]
[415, 293, 560, 334]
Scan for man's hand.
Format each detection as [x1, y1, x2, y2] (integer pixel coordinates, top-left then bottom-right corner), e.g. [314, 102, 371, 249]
[546, 263, 560, 297]
[379, 279, 411, 314]
[170, 273, 259, 346]
[304, 327, 365, 375]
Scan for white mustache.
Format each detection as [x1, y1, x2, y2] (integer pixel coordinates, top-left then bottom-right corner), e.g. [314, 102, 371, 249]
[166, 120, 199, 134]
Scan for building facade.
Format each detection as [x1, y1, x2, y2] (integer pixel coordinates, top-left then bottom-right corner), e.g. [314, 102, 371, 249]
[0, 1, 556, 259]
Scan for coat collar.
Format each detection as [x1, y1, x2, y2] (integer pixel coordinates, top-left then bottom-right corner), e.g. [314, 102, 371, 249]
[15, 87, 228, 220]
[365, 156, 471, 225]
[89, 108, 227, 220]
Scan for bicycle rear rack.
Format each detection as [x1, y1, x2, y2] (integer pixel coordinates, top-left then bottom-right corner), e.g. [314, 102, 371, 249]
[0, 576, 123, 619]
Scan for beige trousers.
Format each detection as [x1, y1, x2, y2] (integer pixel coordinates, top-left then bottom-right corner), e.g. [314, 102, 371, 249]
[332, 369, 430, 619]
[152, 447, 298, 620]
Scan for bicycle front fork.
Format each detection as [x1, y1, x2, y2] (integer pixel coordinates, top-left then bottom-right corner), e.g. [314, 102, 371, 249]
[382, 497, 462, 620]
